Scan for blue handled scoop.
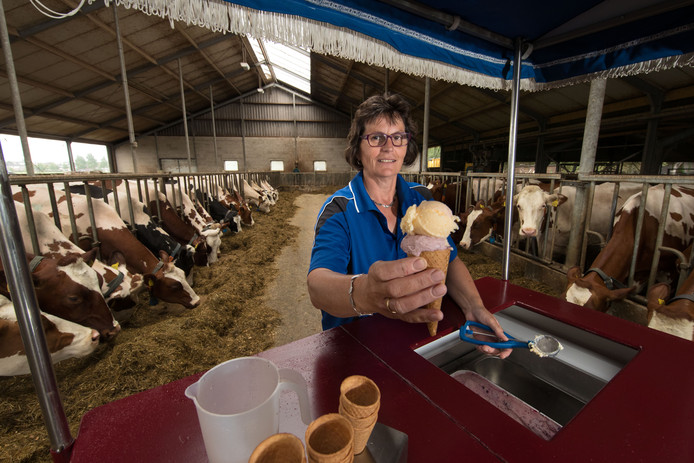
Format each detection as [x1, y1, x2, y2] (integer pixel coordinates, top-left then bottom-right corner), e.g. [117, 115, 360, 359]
[460, 321, 563, 358]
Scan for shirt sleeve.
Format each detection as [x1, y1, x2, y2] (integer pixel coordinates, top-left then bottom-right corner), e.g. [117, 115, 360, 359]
[309, 199, 351, 275]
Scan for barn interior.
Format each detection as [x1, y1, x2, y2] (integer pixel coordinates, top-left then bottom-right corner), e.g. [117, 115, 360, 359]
[1, 1, 694, 462]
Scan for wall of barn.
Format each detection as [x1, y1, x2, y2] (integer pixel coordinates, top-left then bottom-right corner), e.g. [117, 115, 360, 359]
[114, 135, 350, 173]
[115, 86, 355, 174]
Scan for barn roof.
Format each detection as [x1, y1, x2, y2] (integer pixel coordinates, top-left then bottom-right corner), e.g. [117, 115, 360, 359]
[1, 0, 693, 164]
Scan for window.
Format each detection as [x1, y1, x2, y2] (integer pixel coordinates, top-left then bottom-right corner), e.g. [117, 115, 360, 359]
[313, 161, 327, 171]
[427, 146, 441, 169]
[224, 160, 239, 171]
[0, 134, 110, 174]
[71, 142, 109, 172]
[270, 160, 284, 171]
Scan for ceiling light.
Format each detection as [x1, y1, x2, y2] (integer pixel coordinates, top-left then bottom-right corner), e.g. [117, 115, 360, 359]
[257, 88, 264, 93]
[240, 62, 250, 71]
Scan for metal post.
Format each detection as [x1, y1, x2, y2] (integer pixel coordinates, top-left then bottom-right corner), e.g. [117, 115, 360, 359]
[0, 145, 73, 455]
[565, 78, 606, 268]
[0, 0, 33, 175]
[422, 77, 430, 173]
[241, 97, 247, 172]
[501, 39, 523, 281]
[178, 59, 192, 173]
[112, 2, 138, 173]
[210, 85, 219, 169]
[66, 141, 76, 172]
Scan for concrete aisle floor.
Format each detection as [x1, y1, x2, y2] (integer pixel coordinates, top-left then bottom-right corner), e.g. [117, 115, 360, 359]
[264, 193, 328, 347]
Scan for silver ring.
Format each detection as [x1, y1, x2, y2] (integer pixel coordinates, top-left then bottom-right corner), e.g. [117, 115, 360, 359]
[386, 297, 396, 315]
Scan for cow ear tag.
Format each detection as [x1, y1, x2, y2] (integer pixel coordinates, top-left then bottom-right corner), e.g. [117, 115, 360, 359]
[658, 298, 665, 305]
[552, 200, 559, 207]
[148, 280, 154, 287]
[111, 263, 119, 270]
[479, 203, 484, 209]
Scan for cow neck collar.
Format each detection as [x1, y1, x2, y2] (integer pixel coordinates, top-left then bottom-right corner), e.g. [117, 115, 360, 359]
[585, 267, 627, 290]
[104, 271, 124, 298]
[669, 293, 694, 304]
[30, 256, 44, 271]
[152, 260, 165, 276]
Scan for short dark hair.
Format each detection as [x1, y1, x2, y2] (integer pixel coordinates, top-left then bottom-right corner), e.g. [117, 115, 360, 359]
[344, 93, 419, 170]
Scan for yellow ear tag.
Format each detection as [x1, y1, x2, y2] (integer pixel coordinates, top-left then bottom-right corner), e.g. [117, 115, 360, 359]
[148, 280, 154, 287]
[111, 263, 119, 270]
[658, 298, 665, 305]
[479, 204, 485, 209]
[552, 200, 559, 207]
[503, 201, 506, 207]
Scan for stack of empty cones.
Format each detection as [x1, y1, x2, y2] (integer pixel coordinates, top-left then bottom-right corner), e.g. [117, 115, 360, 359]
[338, 375, 381, 455]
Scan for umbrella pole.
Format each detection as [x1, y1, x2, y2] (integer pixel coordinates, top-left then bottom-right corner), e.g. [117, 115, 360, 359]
[502, 38, 523, 281]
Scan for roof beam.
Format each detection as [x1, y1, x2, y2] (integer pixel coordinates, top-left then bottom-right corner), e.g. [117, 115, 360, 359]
[173, 23, 242, 95]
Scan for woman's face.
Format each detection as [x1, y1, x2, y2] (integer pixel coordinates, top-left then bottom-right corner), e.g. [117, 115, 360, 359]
[359, 116, 407, 180]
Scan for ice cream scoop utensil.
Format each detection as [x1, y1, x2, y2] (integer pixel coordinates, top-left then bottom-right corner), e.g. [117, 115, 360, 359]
[460, 321, 563, 357]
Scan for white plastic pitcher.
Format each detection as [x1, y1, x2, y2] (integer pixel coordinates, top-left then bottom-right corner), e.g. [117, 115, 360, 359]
[185, 356, 313, 463]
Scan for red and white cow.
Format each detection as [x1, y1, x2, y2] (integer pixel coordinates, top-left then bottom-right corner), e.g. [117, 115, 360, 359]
[102, 185, 197, 283]
[13, 201, 126, 336]
[564, 184, 694, 312]
[215, 184, 254, 226]
[147, 182, 222, 264]
[513, 185, 568, 240]
[242, 179, 271, 213]
[15, 186, 201, 310]
[0, 295, 100, 376]
[549, 182, 642, 257]
[458, 198, 507, 250]
[646, 245, 694, 341]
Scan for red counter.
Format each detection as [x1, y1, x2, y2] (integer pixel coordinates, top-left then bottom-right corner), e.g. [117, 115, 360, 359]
[69, 277, 694, 462]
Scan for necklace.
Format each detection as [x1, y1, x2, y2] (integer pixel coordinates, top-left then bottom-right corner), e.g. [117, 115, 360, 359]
[373, 197, 395, 208]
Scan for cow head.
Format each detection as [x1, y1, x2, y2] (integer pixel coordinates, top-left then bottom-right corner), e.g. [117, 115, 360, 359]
[32, 249, 120, 341]
[143, 251, 200, 309]
[563, 266, 635, 312]
[513, 185, 567, 237]
[646, 283, 694, 340]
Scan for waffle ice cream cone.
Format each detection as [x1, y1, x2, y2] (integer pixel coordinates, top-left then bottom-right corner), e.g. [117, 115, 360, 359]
[305, 413, 354, 463]
[249, 433, 305, 463]
[400, 201, 459, 336]
[419, 249, 451, 335]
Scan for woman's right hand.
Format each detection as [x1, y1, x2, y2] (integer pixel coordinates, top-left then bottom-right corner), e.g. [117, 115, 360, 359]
[354, 257, 447, 323]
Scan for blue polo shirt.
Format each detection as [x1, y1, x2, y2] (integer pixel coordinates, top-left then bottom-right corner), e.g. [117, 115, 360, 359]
[309, 172, 458, 330]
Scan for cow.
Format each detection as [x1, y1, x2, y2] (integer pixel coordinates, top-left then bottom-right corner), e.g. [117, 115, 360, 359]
[242, 178, 271, 213]
[147, 182, 222, 264]
[0, 295, 100, 376]
[228, 188, 255, 226]
[458, 198, 507, 250]
[260, 179, 279, 203]
[143, 191, 211, 267]
[548, 182, 643, 258]
[106, 186, 197, 280]
[192, 187, 242, 233]
[251, 179, 276, 205]
[563, 184, 694, 312]
[14, 186, 201, 310]
[645, 245, 694, 341]
[214, 184, 254, 225]
[12, 201, 127, 335]
[66, 182, 197, 281]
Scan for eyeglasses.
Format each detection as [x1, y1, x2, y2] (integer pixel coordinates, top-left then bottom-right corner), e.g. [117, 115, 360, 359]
[360, 132, 411, 147]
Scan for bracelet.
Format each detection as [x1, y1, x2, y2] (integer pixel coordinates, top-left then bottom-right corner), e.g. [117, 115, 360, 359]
[348, 274, 370, 316]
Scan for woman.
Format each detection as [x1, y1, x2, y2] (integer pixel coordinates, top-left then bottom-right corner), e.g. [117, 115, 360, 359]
[307, 93, 509, 357]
